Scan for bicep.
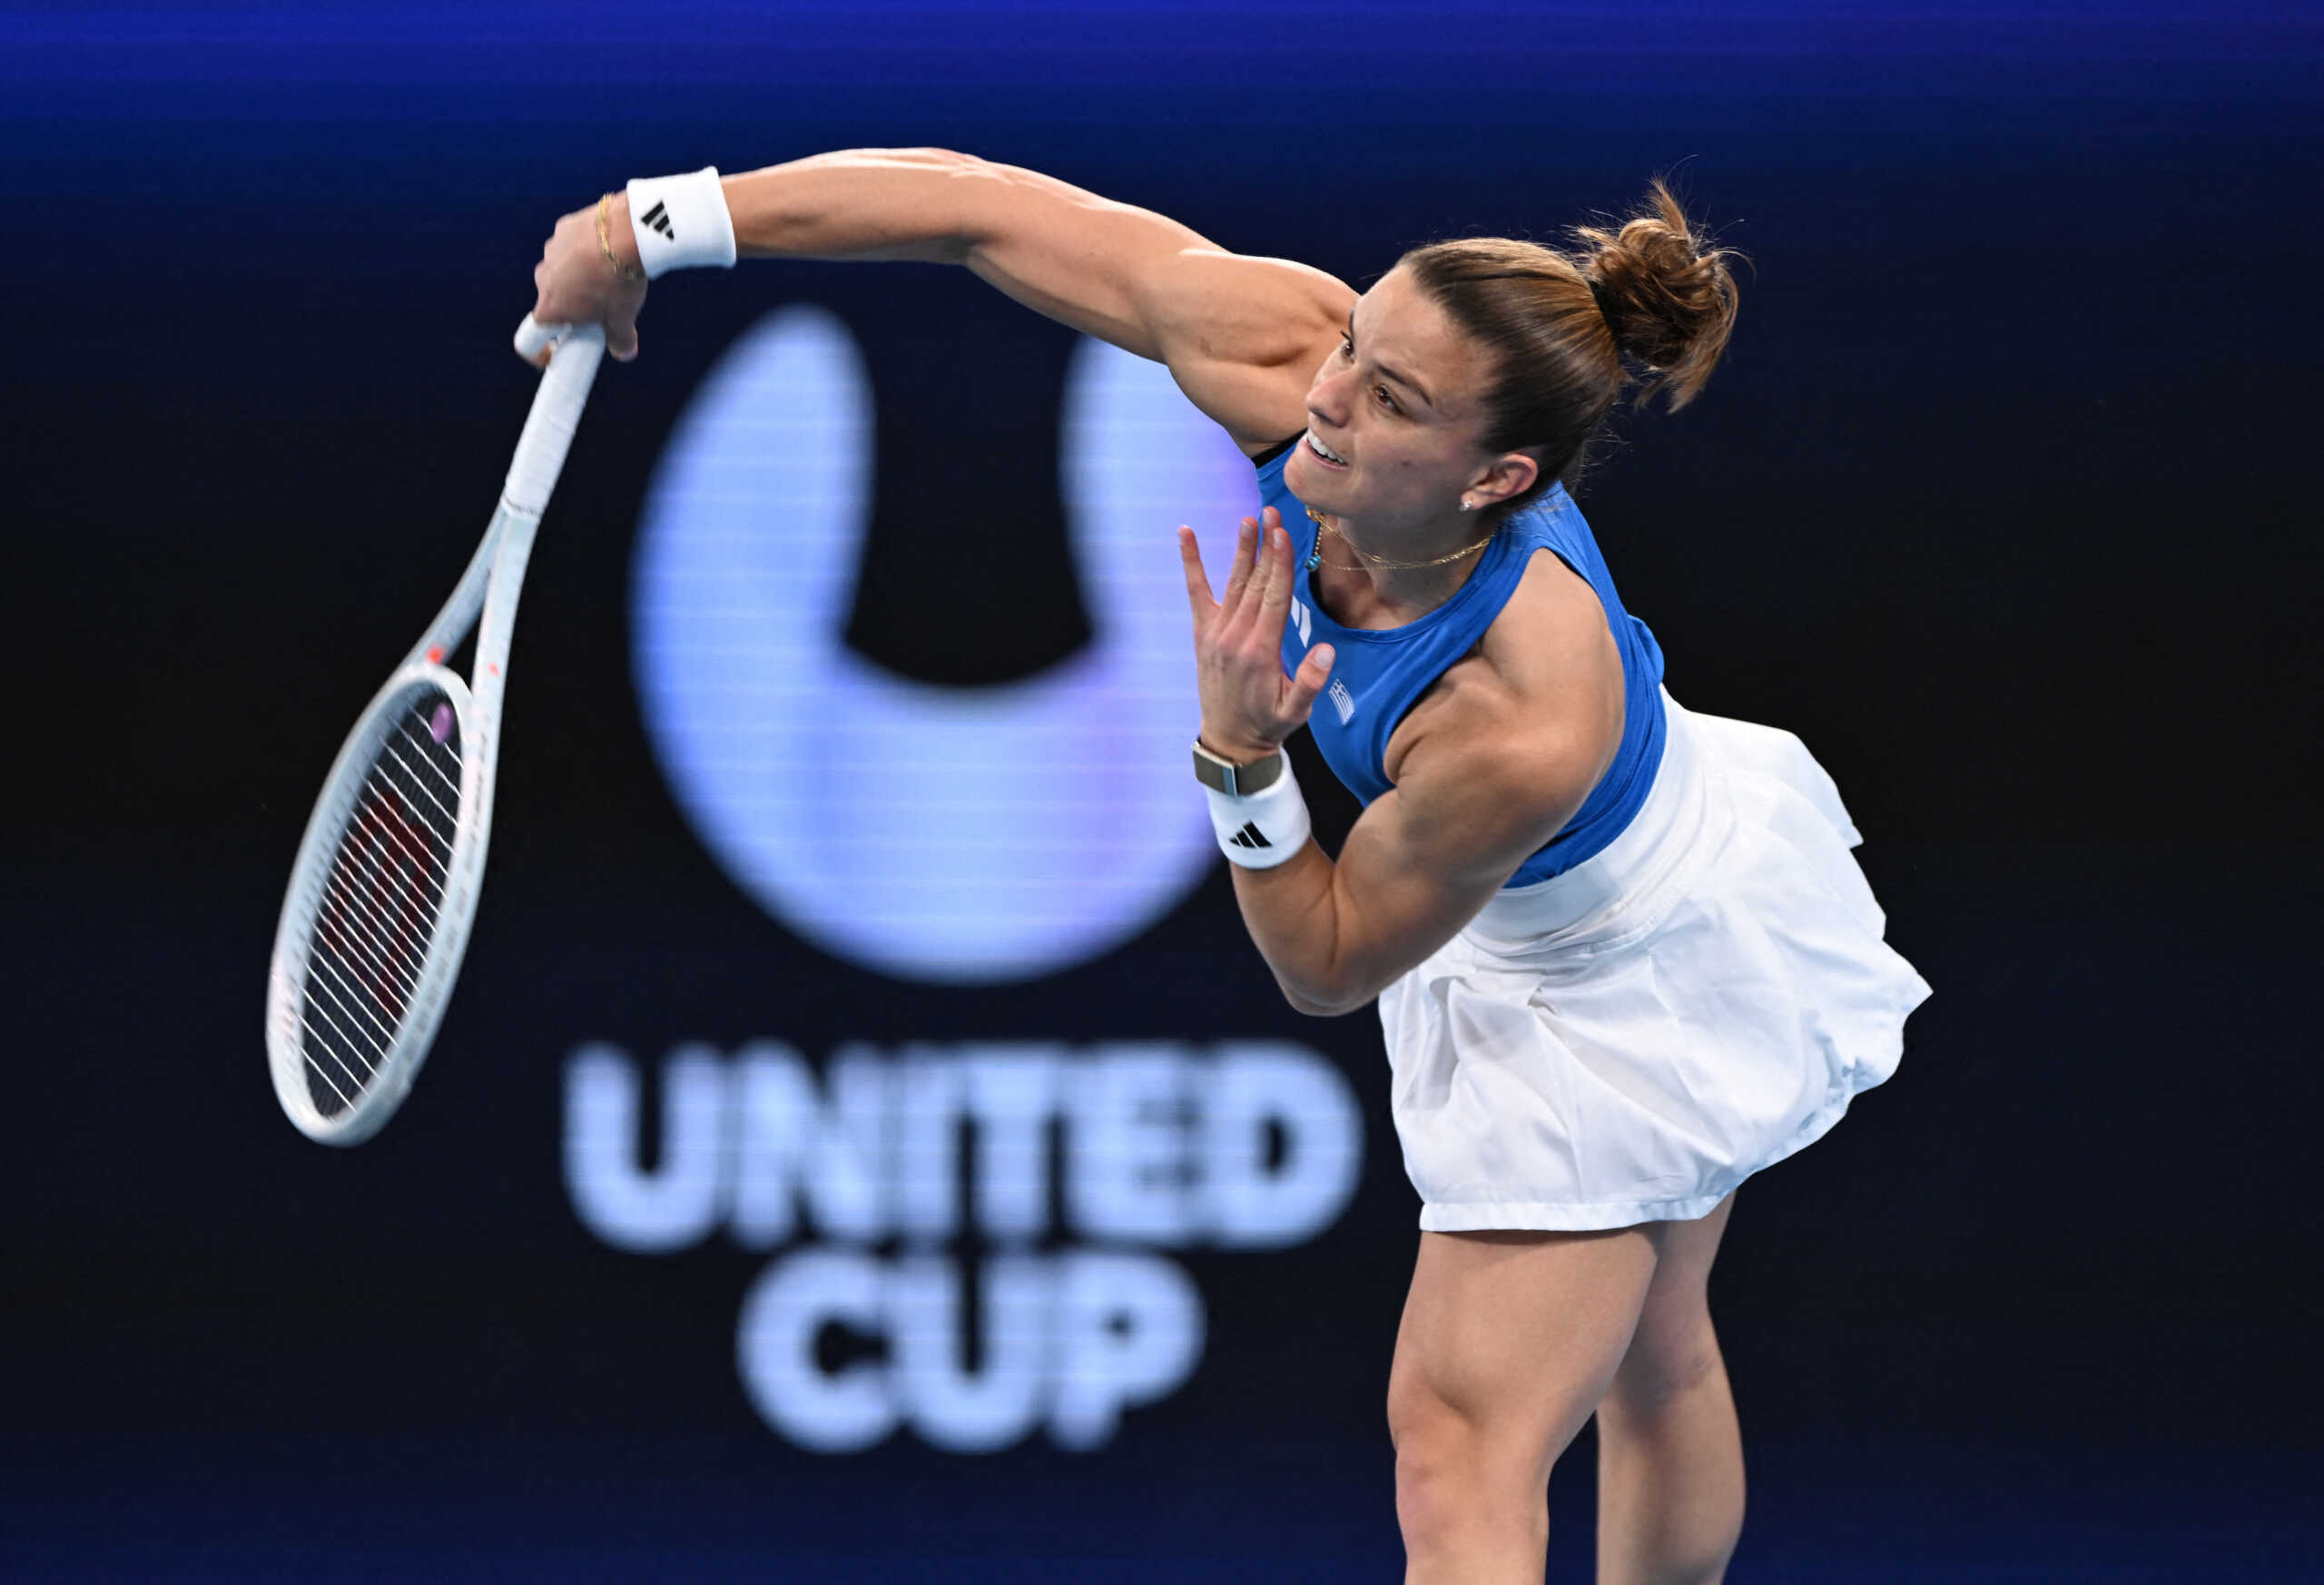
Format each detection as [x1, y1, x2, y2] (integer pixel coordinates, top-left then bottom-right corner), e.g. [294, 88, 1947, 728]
[954, 164, 1352, 449]
[1147, 251, 1355, 452]
[1320, 733, 1602, 1005]
[1321, 789, 1516, 998]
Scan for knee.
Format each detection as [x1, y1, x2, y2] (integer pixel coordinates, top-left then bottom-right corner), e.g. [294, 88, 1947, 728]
[1608, 1314, 1726, 1417]
[1394, 1434, 1511, 1559]
[1388, 1376, 1465, 1543]
[1388, 1377, 1543, 1554]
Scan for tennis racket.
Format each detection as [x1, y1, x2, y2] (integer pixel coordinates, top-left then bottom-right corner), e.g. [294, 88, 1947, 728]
[265, 316, 606, 1145]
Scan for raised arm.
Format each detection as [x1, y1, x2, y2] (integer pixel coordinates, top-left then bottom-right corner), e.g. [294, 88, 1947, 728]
[530, 148, 1352, 453]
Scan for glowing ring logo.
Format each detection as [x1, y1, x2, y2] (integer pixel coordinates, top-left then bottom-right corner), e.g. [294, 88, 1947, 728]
[633, 307, 1256, 983]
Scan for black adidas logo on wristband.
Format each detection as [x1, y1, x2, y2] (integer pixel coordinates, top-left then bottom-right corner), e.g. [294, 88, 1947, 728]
[639, 201, 675, 240]
[1228, 822, 1272, 850]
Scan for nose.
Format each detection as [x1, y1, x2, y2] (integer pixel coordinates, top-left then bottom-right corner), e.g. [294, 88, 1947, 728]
[1305, 353, 1353, 428]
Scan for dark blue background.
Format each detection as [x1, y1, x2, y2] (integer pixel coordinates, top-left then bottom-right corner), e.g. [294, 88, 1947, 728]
[6, 3, 2321, 1579]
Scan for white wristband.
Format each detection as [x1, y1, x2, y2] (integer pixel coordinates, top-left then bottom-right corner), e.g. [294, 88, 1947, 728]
[1205, 755, 1312, 870]
[624, 167, 737, 280]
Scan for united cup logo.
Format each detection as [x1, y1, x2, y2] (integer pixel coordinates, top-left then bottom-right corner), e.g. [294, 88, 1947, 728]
[563, 306, 1366, 1454]
[566, 1039, 1357, 1452]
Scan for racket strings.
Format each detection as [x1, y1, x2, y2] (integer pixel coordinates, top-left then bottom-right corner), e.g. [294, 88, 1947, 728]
[299, 689, 464, 1116]
[304, 790, 453, 1099]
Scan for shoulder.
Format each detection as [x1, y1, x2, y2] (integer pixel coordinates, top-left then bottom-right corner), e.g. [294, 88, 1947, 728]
[1384, 547, 1625, 860]
[1483, 545, 1626, 731]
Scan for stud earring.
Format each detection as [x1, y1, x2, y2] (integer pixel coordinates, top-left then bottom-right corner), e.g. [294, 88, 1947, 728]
[1459, 498, 1477, 512]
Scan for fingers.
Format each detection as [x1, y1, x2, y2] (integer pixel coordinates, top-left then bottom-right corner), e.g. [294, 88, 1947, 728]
[526, 204, 648, 362]
[1189, 516, 1324, 752]
[527, 261, 555, 365]
[1217, 517, 1260, 617]
[1256, 519, 1295, 613]
[1177, 526, 1216, 620]
[1216, 521, 1295, 652]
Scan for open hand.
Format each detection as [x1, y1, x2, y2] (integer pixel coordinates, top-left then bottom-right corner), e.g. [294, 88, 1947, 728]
[1178, 507, 1336, 763]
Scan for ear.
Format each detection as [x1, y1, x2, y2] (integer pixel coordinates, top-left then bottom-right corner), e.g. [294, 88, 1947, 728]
[1467, 449, 1541, 509]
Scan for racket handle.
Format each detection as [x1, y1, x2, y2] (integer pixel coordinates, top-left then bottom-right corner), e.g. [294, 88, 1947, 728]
[504, 318, 606, 517]
[512, 313, 562, 365]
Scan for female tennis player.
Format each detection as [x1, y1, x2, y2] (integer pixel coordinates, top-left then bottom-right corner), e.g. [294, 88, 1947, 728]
[531, 152, 1930, 1585]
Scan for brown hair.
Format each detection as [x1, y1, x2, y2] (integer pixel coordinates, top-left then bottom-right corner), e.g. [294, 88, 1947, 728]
[1400, 179, 1740, 507]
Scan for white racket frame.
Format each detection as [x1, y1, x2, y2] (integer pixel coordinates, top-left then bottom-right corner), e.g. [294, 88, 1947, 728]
[266, 317, 606, 1145]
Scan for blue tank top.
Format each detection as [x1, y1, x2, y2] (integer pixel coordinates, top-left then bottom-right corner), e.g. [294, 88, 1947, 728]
[1258, 447, 1667, 885]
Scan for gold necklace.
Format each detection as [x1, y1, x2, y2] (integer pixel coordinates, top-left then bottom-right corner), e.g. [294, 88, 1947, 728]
[1305, 507, 1496, 572]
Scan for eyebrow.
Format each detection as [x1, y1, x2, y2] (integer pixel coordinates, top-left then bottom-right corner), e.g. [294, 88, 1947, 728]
[1347, 311, 1434, 410]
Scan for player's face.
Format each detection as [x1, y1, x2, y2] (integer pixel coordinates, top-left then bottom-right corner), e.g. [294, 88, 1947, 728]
[1283, 266, 1529, 531]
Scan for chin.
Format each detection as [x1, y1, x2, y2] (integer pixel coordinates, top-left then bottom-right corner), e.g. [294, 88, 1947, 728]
[1282, 444, 1335, 507]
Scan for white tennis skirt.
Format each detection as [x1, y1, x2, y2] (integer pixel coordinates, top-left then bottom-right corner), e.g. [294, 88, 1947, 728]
[1378, 689, 1933, 1232]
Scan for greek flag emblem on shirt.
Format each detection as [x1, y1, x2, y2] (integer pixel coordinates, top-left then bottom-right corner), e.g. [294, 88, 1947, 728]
[1327, 679, 1355, 724]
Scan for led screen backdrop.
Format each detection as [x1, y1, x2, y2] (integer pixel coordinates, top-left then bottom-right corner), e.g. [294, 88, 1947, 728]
[5, 3, 2320, 1580]
[632, 307, 1258, 982]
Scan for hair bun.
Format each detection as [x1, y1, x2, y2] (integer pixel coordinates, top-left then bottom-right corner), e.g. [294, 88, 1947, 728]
[1578, 180, 1740, 411]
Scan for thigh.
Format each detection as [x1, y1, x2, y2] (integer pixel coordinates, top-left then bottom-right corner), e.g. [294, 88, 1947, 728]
[1389, 1227, 1661, 1474]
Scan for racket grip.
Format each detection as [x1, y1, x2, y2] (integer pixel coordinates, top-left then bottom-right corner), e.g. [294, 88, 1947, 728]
[504, 318, 606, 517]
[512, 313, 561, 364]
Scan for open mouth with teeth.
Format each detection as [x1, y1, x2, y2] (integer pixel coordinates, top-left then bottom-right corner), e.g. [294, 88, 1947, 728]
[1304, 429, 1349, 468]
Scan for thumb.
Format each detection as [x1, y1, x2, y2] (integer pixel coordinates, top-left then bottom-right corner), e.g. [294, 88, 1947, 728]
[607, 308, 641, 363]
[1283, 642, 1336, 721]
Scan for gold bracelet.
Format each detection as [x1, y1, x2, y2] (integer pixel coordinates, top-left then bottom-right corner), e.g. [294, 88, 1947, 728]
[596, 192, 646, 282]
